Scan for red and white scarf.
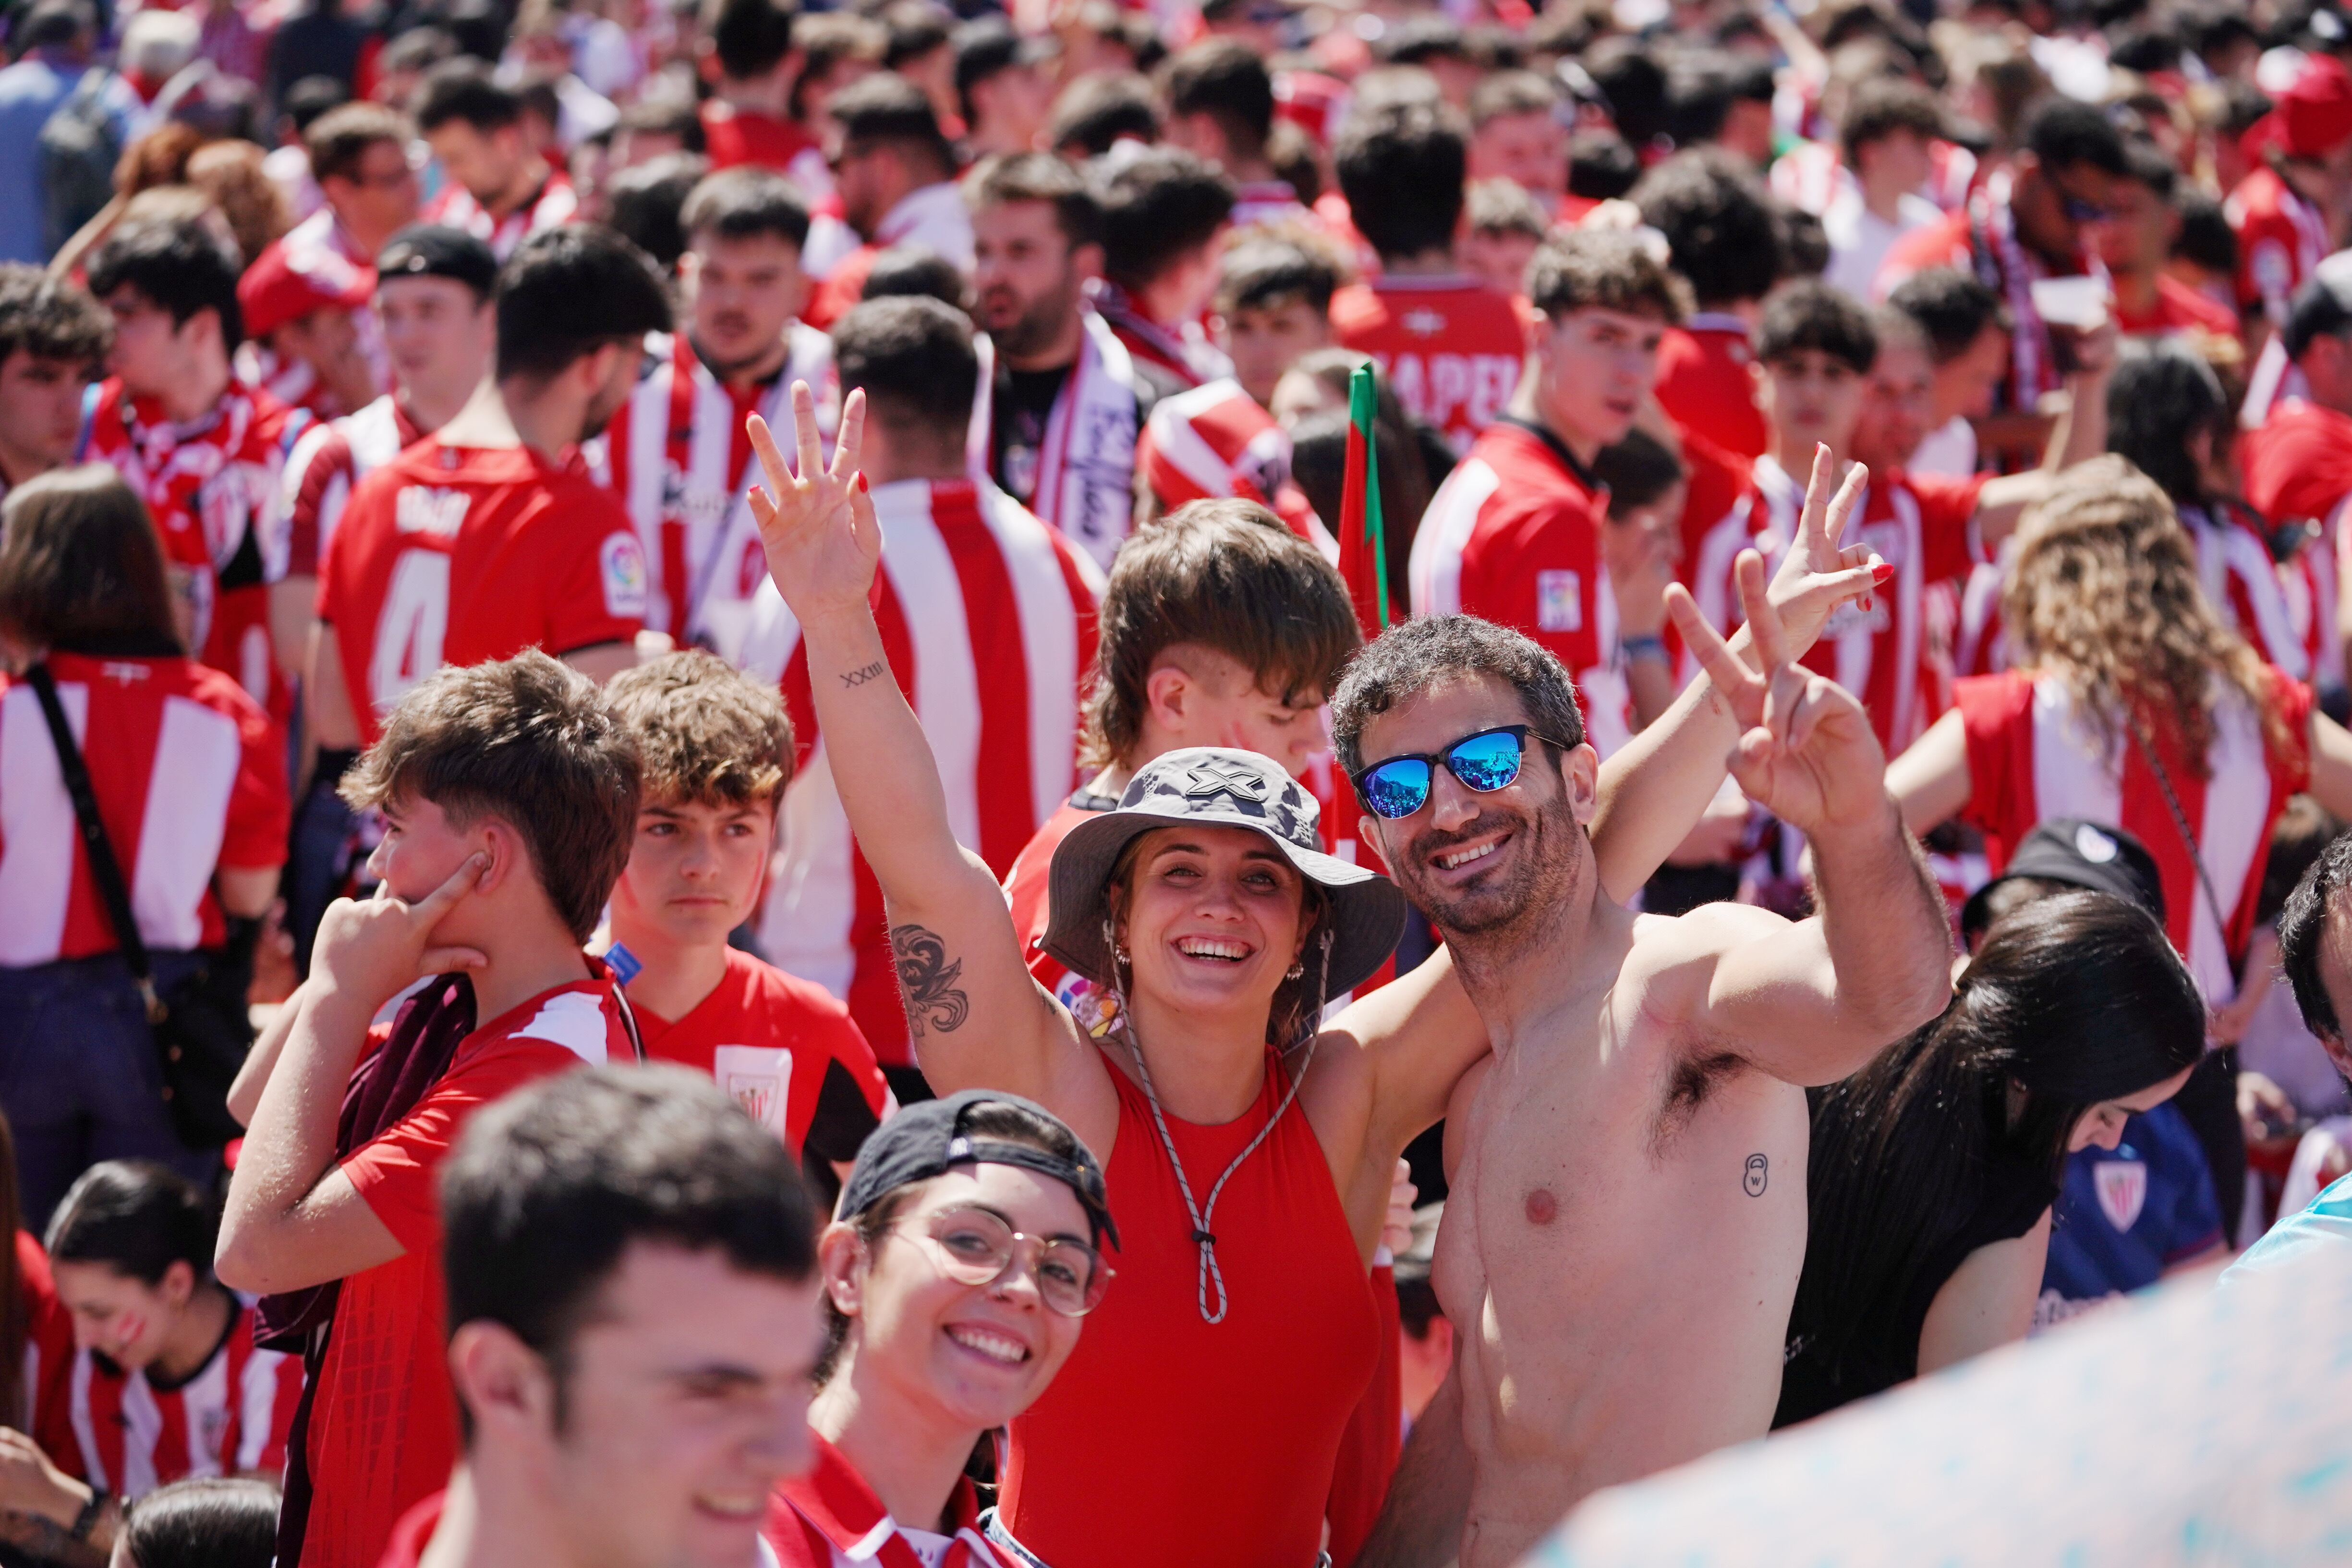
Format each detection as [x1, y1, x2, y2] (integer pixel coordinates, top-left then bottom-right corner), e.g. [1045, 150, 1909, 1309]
[982, 310, 1140, 571]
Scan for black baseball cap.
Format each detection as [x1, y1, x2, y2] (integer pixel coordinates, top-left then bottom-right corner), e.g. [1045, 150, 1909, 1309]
[837, 1089, 1118, 1251]
[375, 223, 500, 301]
[1960, 818, 2167, 940]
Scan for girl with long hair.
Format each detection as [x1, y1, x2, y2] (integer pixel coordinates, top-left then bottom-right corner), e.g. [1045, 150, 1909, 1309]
[1779, 891, 2207, 1423]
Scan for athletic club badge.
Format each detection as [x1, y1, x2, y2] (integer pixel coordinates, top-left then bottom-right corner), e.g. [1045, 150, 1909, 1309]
[2095, 1158, 2148, 1232]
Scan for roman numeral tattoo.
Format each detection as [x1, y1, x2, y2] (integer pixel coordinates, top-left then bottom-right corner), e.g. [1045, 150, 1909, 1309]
[841, 660, 887, 689]
[892, 923, 970, 1037]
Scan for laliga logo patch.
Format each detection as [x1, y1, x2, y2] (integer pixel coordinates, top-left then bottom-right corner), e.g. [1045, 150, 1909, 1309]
[2095, 1158, 2148, 1232]
[600, 532, 649, 617]
[1536, 570, 1583, 633]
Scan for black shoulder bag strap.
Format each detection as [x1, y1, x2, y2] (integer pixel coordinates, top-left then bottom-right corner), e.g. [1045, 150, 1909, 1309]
[26, 664, 164, 1022]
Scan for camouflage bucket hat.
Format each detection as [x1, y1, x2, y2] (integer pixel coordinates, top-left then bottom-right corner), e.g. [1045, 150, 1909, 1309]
[1043, 746, 1406, 995]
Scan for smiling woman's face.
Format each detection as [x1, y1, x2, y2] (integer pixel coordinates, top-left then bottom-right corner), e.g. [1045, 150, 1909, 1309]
[1113, 825, 1310, 1027]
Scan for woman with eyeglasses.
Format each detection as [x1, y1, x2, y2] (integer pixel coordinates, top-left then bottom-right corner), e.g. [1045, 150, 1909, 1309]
[766, 1091, 1114, 1568]
[747, 384, 1883, 1568]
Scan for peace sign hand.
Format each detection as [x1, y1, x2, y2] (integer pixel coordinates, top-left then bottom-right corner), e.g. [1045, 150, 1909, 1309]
[747, 383, 882, 626]
[1665, 548, 1891, 839]
[1765, 443, 1886, 662]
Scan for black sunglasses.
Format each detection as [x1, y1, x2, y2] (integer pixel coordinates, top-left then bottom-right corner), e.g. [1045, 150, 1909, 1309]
[1351, 725, 1575, 820]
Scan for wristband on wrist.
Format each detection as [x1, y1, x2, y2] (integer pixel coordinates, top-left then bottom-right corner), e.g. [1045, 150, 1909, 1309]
[1621, 633, 1669, 664]
[69, 1487, 106, 1543]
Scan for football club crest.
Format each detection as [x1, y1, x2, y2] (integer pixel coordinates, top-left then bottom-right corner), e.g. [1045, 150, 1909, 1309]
[2095, 1158, 2148, 1232]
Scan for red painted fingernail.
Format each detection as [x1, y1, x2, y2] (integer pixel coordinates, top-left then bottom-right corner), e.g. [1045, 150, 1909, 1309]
[1870, 562, 1894, 587]
[855, 472, 868, 492]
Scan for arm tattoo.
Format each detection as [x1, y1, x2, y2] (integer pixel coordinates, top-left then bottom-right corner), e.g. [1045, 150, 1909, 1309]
[892, 923, 970, 1037]
[840, 660, 887, 689]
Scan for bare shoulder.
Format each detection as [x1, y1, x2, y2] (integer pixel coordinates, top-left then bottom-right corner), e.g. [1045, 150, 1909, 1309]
[1623, 901, 1794, 978]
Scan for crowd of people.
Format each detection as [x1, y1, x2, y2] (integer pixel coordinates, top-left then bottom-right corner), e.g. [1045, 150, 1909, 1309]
[1, 0, 2352, 1561]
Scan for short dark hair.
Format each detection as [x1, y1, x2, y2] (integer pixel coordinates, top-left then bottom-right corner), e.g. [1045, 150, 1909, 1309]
[1631, 148, 1782, 308]
[1085, 499, 1359, 768]
[2118, 134, 2178, 203]
[1162, 39, 1275, 163]
[1468, 69, 1558, 132]
[1331, 614, 1586, 776]
[1567, 128, 1641, 201]
[1757, 278, 1878, 374]
[85, 216, 244, 347]
[2024, 94, 2129, 177]
[1665, 50, 1775, 146]
[1888, 267, 2010, 362]
[305, 100, 411, 185]
[15, 0, 91, 51]
[964, 150, 1102, 251]
[1049, 72, 1159, 158]
[46, 1161, 215, 1286]
[2173, 190, 2237, 277]
[1584, 36, 1671, 149]
[789, 13, 886, 123]
[680, 165, 810, 250]
[606, 153, 711, 275]
[1467, 178, 1547, 240]
[0, 466, 180, 653]
[707, 0, 795, 82]
[881, 0, 951, 69]
[1096, 147, 1234, 292]
[0, 265, 109, 373]
[1374, 14, 1468, 66]
[1336, 102, 1468, 263]
[2105, 338, 2224, 505]
[616, 96, 707, 154]
[1592, 427, 1684, 516]
[1524, 228, 1686, 325]
[860, 244, 968, 309]
[441, 1065, 817, 1429]
[1214, 236, 1341, 318]
[119, 1478, 280, 1568]
[1838, 77, 1943, 167]
[831, 295, 979, 440]
[412, 57, 521, 134]
[831, 73, 954, 182]
[342, 650, 642, 944]
[494, 223, 672, 381]
[2280, 828, 2352, 1042]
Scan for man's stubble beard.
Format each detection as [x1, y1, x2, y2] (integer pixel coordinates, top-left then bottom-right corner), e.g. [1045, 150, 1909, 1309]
[985, 267, 1080, 363]
[1399, 801, 1586, 950]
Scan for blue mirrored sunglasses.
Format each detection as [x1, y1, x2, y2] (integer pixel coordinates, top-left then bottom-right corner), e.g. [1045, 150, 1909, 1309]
[1351, 725, 1574, 820]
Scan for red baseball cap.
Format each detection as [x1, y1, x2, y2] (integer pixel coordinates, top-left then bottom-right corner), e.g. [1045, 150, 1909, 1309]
[2245, 54, 2352, 163]
[237, 241, 375, 340]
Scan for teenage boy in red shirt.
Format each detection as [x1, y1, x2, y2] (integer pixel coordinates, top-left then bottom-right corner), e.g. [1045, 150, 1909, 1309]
[217, 650, 646, 1568]
[601, 650, 891, 1168]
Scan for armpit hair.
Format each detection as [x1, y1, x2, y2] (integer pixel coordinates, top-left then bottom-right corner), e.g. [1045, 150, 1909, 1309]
[1649, 1049, 1746, 1158]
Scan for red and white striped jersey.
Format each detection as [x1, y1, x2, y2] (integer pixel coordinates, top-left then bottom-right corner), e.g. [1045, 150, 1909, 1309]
[61, 1299, 301, 1500]
[281, 394, 423, 578]
[1954, 667, 2312, 1003]
[599, 328, 835, 662]
[1408, 417, 1632, 758]
[1689, 455, 1983, 754]
[1136, 377, 1337, 559]
[2240, 397, 2352, 690]
[766, 1434, 1009, 1568]
[84, 378, 305, 710]
[0, 654, 288, 966]
[420, 173, 579, 261]
[739, 476, 1102, 1064]
[2225, 165, 2328, 325]
[1329, 276, 1524, 456]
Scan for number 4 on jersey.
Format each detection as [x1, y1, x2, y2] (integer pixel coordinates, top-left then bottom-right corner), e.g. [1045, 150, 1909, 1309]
[369, 548, 450, 715]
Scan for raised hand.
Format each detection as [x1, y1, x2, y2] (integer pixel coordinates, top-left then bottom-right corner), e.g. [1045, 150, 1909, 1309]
[312, 854, 490, 1011]
[747, 383, 881, 624]
[1763, 443, 1887, 660]
[1666, 548, 1891, 839]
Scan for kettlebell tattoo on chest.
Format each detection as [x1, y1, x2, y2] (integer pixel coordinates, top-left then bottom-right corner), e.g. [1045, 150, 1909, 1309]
[1743, 1154, 1769, 1197]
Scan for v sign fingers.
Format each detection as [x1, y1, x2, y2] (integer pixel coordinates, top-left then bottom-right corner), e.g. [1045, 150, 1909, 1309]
[1735, 549, 1791, 675]
[1665, 581, 1768, 728]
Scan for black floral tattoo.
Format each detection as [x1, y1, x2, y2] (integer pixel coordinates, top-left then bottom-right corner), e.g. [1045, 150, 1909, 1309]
[892, 923, 970, 1036]
[1743, 1154, 1769, 1197]
[841, 660, 887, 689]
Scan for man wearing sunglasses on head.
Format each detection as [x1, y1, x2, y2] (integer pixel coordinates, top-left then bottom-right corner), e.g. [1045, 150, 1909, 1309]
[1342, 504, 1955, 1568]
[767, 1089, 1115, 1567]
[1878, 97, 2127, 421]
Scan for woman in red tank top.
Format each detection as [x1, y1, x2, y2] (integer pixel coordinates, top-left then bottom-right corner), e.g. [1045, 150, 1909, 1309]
[748, 386, 1893, 1568]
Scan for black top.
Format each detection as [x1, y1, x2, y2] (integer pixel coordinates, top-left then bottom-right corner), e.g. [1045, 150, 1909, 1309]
[1776, 1135, 2059, 1428]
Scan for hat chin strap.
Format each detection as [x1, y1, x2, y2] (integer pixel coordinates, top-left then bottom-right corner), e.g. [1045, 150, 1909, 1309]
[1101, 921, 1334, 1325]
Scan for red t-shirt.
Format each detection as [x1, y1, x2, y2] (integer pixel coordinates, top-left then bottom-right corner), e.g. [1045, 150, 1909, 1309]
[2241, 398, 2352, 526]
[1406, 417, 1631, 756]
[1655, 316, 1766, 460]
[630, 947, 890, 1162]
[2114, 274, 2240, 339]
[375, 1492, 441, 1568]
[19, 1231, 74, 1454]
[1329, 276, 1524, 455]
[0, 653, 288, 964]
[301, 975, 631, 1568]
[318, 438, 647, 748]
[701, 103, 818, 173]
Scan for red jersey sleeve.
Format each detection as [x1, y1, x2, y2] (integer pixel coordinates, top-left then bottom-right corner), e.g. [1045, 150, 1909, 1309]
[1953, 670, 2037, 863]
[2266, 668, 2316, 794]
[532, 485, 647, 656]
[18, 1232, 79, 1477]
[1457, 493, 1605, 675]
[341, 1040, 582, 1255]
[215, 678, 292, 870]
[1908, 472, 1991, 584]
[285, 425, 355, 580]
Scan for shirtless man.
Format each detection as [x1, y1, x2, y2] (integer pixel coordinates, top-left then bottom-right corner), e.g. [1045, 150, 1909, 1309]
[1340, 554, 1955, 1568]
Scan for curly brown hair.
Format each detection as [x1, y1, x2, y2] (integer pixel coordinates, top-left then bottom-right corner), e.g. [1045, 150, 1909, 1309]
[2000, 455, 2288, 769]
[604, 649, 793, 809]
